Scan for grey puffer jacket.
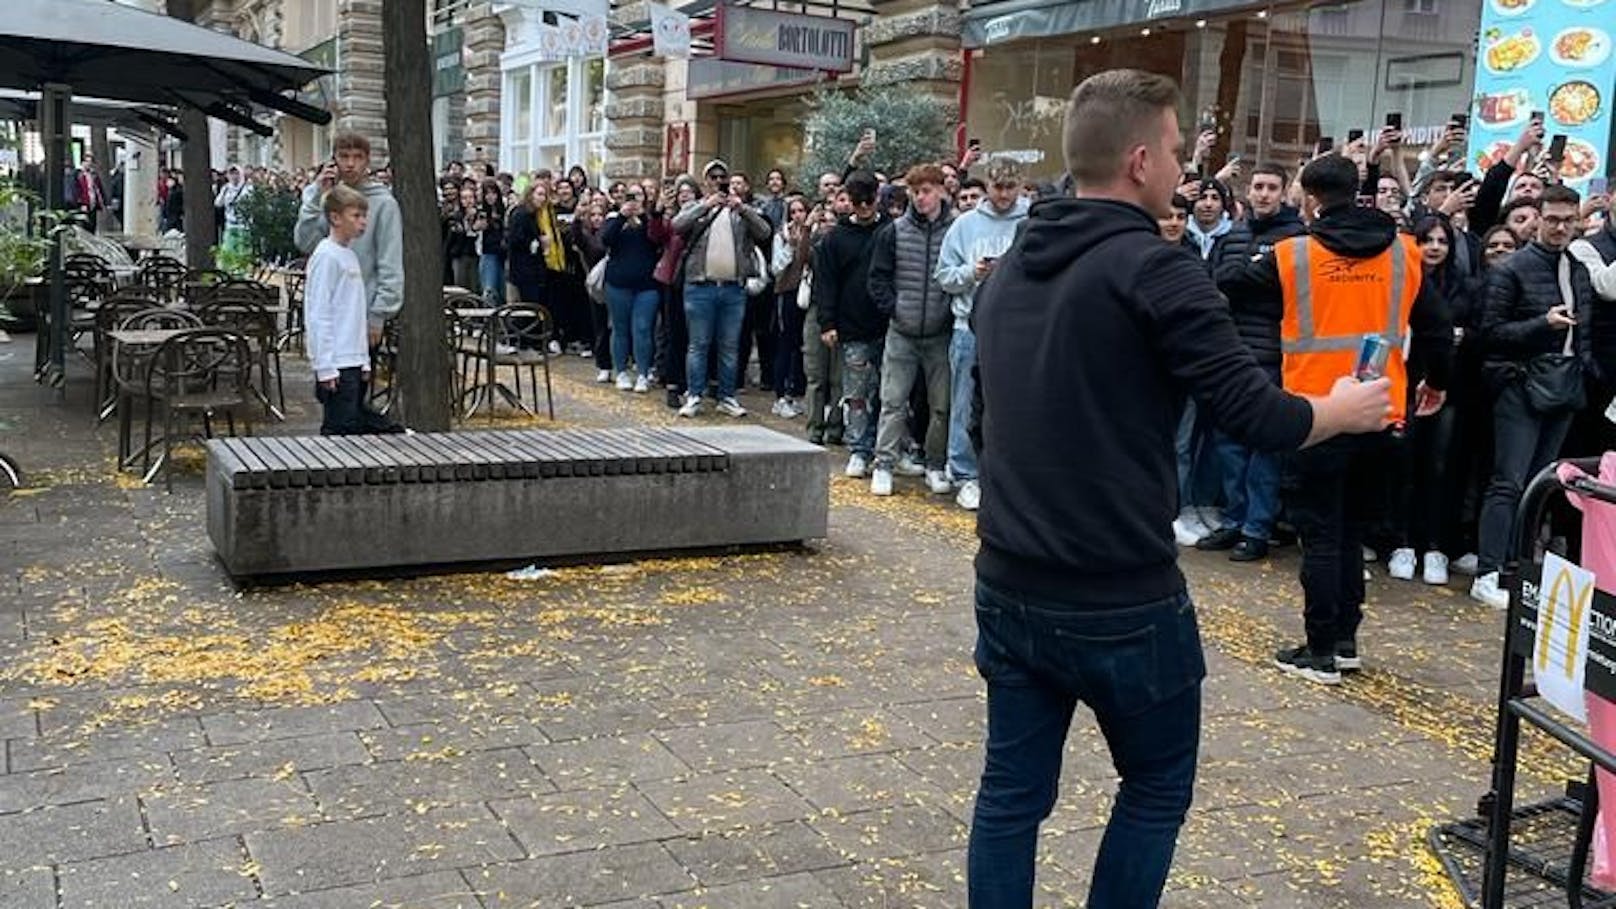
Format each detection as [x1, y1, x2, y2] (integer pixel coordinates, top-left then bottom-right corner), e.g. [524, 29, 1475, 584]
[868, 204, 954, 338]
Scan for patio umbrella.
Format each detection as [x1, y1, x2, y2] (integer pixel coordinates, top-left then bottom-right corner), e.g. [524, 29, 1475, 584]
[0, 0, 332, 388]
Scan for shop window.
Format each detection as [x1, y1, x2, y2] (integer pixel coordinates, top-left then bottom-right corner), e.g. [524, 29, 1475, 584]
[507, 68, 533, 172]
[1402, 0, 1437, 14]
[584, 59, 605, 135]
[545, 66, 569, 141]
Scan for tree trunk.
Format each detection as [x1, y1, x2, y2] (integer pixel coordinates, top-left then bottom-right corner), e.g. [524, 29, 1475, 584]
[382, 0, 452, 431]
[166, 0, 216, 269]
[1212, 20, 1248, 171]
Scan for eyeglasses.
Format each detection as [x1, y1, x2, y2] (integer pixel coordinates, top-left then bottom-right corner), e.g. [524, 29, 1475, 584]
[1542, 214, 1576, 226]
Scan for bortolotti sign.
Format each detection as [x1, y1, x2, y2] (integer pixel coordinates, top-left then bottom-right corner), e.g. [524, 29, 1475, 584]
[715, 5, 856, 73]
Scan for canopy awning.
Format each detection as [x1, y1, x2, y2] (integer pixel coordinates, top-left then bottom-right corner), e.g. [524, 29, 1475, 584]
[0, 0, 331, 117]
[961, 0, 1265, 48]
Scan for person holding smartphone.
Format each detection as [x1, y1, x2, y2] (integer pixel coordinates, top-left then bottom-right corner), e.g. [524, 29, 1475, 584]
[293, 132, 404, 348]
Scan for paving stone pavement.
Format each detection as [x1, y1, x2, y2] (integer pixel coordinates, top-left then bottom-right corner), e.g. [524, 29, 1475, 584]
[0, 338, 1583, 907]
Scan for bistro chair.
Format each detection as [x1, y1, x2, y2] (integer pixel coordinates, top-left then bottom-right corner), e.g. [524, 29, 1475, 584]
[196, 297, 284, 419]
[136, 255, 189, 305]
[279, 259, 308, 353]
[461, 302, 556, 421]
[142, 328, 254, 491]
[92, 288, 166, 421]
[111, 308, 202, 469]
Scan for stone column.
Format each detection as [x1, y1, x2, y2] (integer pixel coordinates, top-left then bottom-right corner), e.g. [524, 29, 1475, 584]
[336, 0, 389, 161]
[463, 3, 506, 163]
[604, 58, 667, 182]
[862, 0, 963, 112]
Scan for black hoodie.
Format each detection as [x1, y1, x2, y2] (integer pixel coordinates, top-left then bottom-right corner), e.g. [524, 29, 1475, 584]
[813, 213, 889, 343]
[972, 199, 1315, 606]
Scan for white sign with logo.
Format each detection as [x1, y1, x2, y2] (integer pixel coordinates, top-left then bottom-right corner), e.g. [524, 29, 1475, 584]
[648, 2, 692, 59]
[716, 6, 855, 73]
[1537, 552, 1596, 722]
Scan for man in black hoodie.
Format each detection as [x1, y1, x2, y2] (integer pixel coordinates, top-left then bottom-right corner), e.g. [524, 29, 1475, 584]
[1198, 163, 1308, 562]
[814, 171, 889, 477]
[1236, 155, 1451, 685]
[967, 69, 1393, 909]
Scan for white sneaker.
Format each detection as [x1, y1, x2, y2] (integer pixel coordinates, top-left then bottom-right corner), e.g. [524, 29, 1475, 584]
[783, 398, 805, 418]
[1453, 553, 1480, 576]
[1173, 518, 1205, 547]
[0, 329, 12, 343]
[893, 456, 926, 478]
[495, 342, 518, 357]
[956, 479, 980, 511]
[845, 453, 869, 478]
[716, 397, 747, 418]
[925, 469, 952, 495]
[1362, 545, 1378, 563]
[1387, 548, 1417, 581]
[633, 375, 650, 394]
[1471, 571, 1509, 610]
[870, 468, 893, 496]
[1423, 551, 1450, 586]
[548, 340, 563, 355]
[677, 395, 702, 418]
[615, 371, 634, 390]
[594, 368, 612, 383]
[578, 347, 593, 359]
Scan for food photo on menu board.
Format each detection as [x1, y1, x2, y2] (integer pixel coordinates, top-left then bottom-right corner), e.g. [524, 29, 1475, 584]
[1472, 0, 1615, 189]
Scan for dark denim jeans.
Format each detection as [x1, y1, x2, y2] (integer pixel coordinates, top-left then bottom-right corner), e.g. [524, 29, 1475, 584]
[683, 282, 746, 400]
[968, 578, 1204, 909]
[1478, 382, 1574, 574]
[315, 367, 403, 436]
[1212, 431, 1280, 540]
[1283, 434, 1386, 654]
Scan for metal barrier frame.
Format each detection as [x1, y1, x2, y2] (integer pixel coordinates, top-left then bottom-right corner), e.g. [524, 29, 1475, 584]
[1484, 458, 1616, 908]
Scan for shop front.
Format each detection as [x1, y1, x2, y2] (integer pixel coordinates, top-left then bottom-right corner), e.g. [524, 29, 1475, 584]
[498, 4, 608, 182]
[962, 0, 1484, 183]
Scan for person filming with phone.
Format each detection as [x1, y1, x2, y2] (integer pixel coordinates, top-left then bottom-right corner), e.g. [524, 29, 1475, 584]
[294, 132, 404, 349]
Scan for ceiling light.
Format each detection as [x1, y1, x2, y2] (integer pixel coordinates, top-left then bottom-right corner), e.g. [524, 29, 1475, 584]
[1141, 27, 1152, 36]
[1256, 9, 1268, 18]
[1090, 35, 1101, 44]
[1195, 18, 1207, 28]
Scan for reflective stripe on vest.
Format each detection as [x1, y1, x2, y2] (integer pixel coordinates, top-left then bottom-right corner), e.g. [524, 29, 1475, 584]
[1281, 238, 1408, 355]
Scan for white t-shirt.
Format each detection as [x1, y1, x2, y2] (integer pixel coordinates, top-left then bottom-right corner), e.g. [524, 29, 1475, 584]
[304, 238, 370, 381]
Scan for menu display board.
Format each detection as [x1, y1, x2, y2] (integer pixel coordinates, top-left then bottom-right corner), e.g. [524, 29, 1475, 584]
[1470, 0, 1615, 189]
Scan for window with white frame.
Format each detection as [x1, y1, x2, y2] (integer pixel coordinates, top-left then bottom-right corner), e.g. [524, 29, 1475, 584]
[501, 57, 607, 185]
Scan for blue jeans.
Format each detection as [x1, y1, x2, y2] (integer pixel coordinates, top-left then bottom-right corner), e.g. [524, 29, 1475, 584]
[840, 338, 883, 457]
[606, 284, 658, 376]
[949, 326, 978, 482]
[969, 579, 1204, 909]
[479, 254, 505, 305]
[683, 282, 746, 400]
[1212, 432, 1279, 540]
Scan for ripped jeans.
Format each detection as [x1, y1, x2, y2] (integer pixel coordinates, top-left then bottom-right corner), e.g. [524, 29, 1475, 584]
[840, 338, 884, 458]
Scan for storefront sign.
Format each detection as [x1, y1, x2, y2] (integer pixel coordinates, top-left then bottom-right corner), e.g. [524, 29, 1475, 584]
[715, 6, 856, 74]
[686, 58, 825, 100]
[1468, 0, 1615, 190]
[965, 0, 1262, 48]
[433, 27, 465, 98]
[1515, 555, 1616, 705]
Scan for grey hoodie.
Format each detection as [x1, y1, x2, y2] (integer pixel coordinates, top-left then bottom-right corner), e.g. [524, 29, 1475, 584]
[294, 179, 404, 329]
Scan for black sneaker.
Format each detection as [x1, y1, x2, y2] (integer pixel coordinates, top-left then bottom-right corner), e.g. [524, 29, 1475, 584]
[666, 388, 682, 409]
[1273, 645, 1342, 685]
[1336, 640, 1362, 672]
[808, 429, 825, 445]
[1230, 537, 1270, 562]
[1196, 527, 1242, 551]
[825, 431, 845, 447]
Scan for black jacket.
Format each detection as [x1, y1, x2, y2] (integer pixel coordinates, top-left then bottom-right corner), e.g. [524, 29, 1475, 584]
[600, 214, 661, 292]
[1236, 205, 1454, 392]
[1213, 206, 1308, 369]
[1480, 241, 1597, 385]
[971, 198, 1315, 606]
[1583, 224, 1616, 380]
[813, 214, 889, 343]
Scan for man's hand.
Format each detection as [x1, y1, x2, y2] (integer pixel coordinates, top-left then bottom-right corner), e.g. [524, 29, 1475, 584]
[317, 162, 338, 191]
[1440, 180, 1479, 216]
[368, 325, 384, 346]
[1177, 178, 1203, 202]
[1322, 375, 1394, 435]
[1214, 159, 1243, 184]
[974, 258, 995, 282]
[1414, 381, 1447, 417]
[318, 377, 338, 391]
[1583, 193, 1612, 218]
[1547, 303, 1577, 329]
[704, 193, 726, 209]
[1532, 158, 1559, 185]
[1372, 127, 1403, 160]
[1512, 120, 1546, 159]
[1431, 126, 1466, 157]
[820, 329, 838, 347]
[850, 133, 876, 165]
[725, 194, 744, 210]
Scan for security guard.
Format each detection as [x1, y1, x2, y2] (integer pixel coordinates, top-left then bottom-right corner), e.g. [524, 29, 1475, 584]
[1245, 154, 1453, 684]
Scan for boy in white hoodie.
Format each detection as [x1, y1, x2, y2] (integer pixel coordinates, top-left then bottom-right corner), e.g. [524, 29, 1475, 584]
[305, 185, 402, 435]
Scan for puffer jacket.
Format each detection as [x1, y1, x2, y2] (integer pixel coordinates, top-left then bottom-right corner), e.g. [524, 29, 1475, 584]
[1479, 241, 1596, 388]
[1213, 206, 1307, 369]
[868, 204, 955, 338]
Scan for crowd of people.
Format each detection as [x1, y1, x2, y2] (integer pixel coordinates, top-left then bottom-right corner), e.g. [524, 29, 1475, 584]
[1160, 116, 1614, 614]
[425, 141, 1041, 512]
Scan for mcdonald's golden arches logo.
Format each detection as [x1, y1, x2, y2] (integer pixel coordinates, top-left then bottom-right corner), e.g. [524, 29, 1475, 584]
[1537, 565, 1596, 681]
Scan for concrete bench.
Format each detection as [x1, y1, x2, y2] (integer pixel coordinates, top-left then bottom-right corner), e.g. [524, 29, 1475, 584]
[205, 426, 828, 578]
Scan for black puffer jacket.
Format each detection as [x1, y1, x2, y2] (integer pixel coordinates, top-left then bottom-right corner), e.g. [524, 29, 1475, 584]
[1479, 241, 1596, 387]
[1581, 225, 1616, 379]
[1213, 206, 1307, 369]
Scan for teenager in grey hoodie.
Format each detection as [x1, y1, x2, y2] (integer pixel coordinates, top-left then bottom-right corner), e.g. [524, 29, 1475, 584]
[293, 132, 404, 342]
[936, 156, 1031, 511]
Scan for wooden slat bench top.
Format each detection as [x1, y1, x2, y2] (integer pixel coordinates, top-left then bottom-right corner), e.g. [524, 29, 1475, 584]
[208, 428, 732, 487]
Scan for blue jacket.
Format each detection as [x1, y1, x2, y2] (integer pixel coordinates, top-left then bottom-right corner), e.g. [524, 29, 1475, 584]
[600, 214, 661, 292]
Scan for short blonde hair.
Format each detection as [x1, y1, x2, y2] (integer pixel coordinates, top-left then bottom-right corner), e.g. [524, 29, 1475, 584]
[323, 183, 368, 218]
[1064, 69, 1182, 187]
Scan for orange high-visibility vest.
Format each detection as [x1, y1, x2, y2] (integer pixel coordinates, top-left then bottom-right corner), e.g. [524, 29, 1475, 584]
[1275, 235, 1421, 422]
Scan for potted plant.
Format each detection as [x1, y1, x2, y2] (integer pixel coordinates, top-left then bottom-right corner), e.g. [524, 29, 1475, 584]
[0, 179, 52, 332]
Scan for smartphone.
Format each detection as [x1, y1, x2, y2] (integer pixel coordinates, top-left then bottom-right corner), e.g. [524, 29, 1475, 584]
[1348, 128, 1365, 143]
[863, 127, 876, 143]
[1531, 110, 1545, 125]
[1386, 112, 1403, 130]
[1317, 136, 1335, 155]
[1592, 176, 1610, 196]
[1451, 112, 1469, 130]
[1549, 134, 1568, 163]
[968, 137, 982, 150]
